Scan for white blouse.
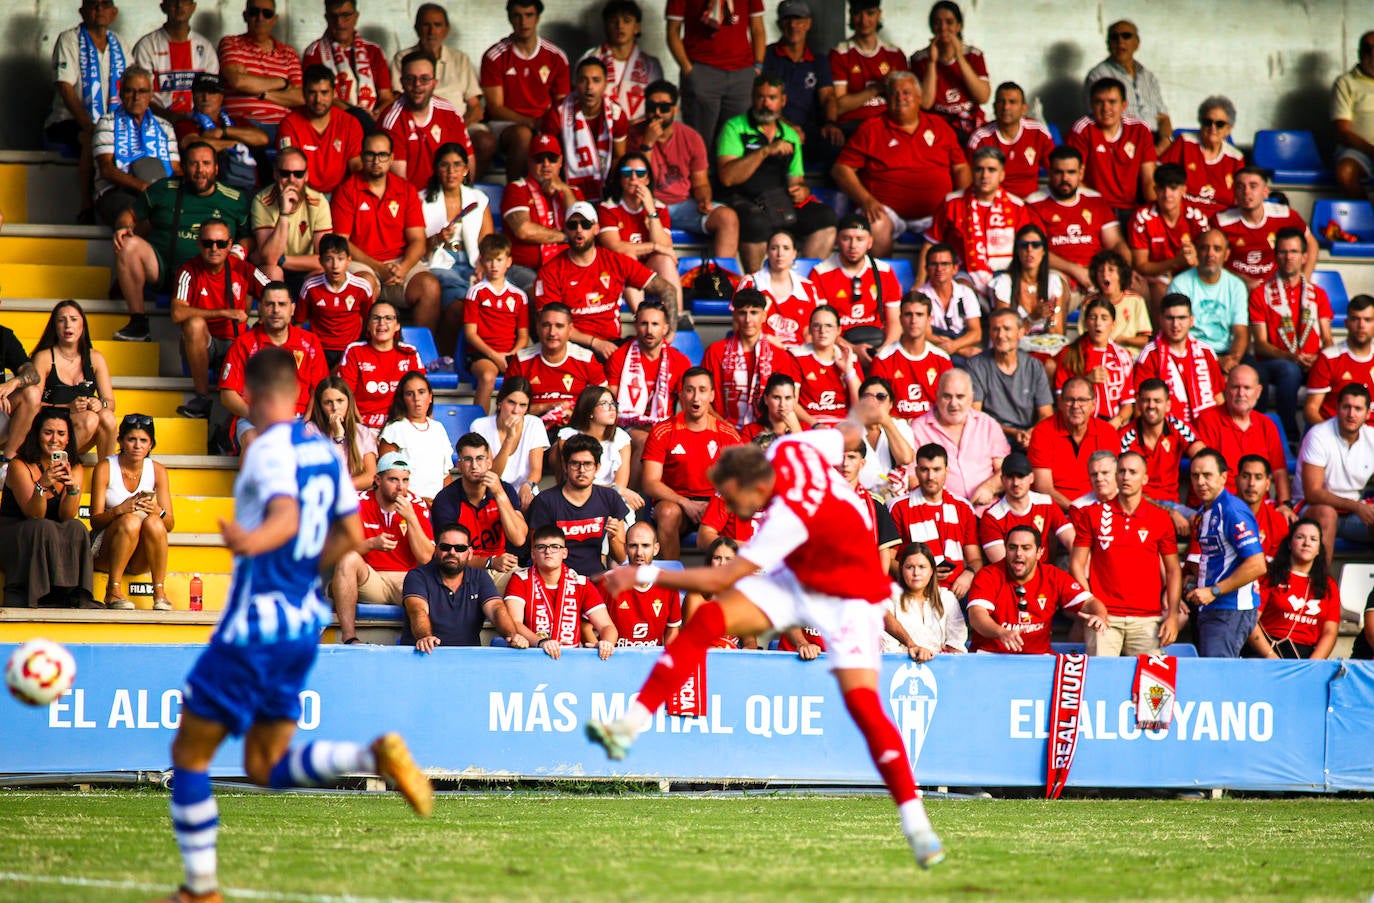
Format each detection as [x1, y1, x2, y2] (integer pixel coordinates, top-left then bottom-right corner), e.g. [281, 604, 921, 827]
[881, 586, 968, 654]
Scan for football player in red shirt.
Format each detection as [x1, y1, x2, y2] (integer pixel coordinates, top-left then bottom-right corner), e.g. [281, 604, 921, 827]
[1305, 295, 1374, 426]
[1026, 145, 1128, 291]
[610, 522, 683, 646]
[1067, 77, 1157, 214]
[590, 427, 947, 869]
[642, 367, 743, 560]
[966, 82, 1054, 200]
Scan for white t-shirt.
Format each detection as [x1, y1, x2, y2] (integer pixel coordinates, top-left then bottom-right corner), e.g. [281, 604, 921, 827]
[881, 586, 967, 653]
[557, 426, 631, 487]
[48, 26, 125, 127]
[472, 413, 550, 486]
[1295, 419, 1374, 504]
[379, 417, 453, 501]
[917, 282, 983, 340]
[131, 27, 219, 114]
[91, 111, 180, 197]
[857, 418, 916, 496]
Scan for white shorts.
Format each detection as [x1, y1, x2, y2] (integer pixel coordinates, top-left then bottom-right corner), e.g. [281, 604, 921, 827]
[882, 205, 932, 241]
[1336, 146, 1373, 176]
[737, 568, 885, 671]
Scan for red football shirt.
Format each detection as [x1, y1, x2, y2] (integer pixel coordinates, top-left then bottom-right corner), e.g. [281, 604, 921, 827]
[967, 562, 1091, 654]
[219, 324, 329, 415]
[463, 279, 529, 356]
[1191, 407, 1287, 493]
[1307, 342, 1374, 422]
[1251, 500, 1289, 561]
[665, 0, 763, 71]
[330, 173, 425, 263]
[738, 270, 822, 348]
[1247, 280, 1333, 357]
[925, 188, 1033, 277]
[534, 247, 654, 342]
[173, 256, 271, 341]
[1026, 188, 1120, 270]
[966, 120, 1056, 200]
[1128, 202, 1210, 264]
[479, 38, 570, 121]
[700, 339, 804, 429]
[829, 40, 908, 125]
[978, 492, 1070, 556]
[335, 340, 425, 428]
[1066, 116, 1158, 209]
[296, 272, 374, 353]
[277, 108, 364, 194]
[888, 491, 979, 586]
[380, 97, 474, 190]
[505, 344, 605, 413]
[597, 199, 672, 243]
[867, 342, 952, 420]
[789, 345, 859, 422]
[610, 585, 683, 647]
[699, 491, 760, 544]
[301, 36, 392, 105]
[1118, 416, 1198, 504]
[1158, 133, 1245, 210]
[505, 565, 606, 647]
[909, 46, 989, 141]
[833, 113, 964, 220]
[642, 412, 742, 498]
[1053, 342, 1137, 420]
[1027, 415, 1122, 502]
[357, 489, 434, 573]
[1211, 203, 1310, 283]
[808, 255, 903, 331]
[1132, 340, 1223, 427]
[1256, 573, 1340, 647]
[539, 100, 631, 201]
[500, 178, 580, 270]
[1070, 497, 1178, 617]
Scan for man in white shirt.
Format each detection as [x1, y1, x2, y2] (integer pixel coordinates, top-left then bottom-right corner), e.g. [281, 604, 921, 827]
[1297, 384, 1374, 561]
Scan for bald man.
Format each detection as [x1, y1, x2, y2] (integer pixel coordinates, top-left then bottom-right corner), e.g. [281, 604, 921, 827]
[910, 368, 1010, 509]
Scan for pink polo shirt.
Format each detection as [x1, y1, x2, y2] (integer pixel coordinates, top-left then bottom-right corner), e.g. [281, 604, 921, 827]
[910, 409, 1010, 512]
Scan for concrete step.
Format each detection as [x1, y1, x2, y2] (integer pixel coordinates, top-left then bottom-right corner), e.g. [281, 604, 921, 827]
[0, 235, 113, 268]
[13, 337, 161, 377]
[0, 607, 219, 645]
[0, 262, 109, 298]
[8, 309, 132, 341]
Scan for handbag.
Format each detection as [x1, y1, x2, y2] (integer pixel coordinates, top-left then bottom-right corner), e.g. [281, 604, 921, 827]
[754, 186, 798, 229]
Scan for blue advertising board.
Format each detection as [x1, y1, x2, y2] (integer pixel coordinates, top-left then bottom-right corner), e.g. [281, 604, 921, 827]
[3, 645, 1371, 791]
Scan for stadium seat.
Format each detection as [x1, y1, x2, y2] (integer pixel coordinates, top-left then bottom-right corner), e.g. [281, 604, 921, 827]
[1262, 411, 1296, 472]
[670, 328, 704, 366]
[885, 257, 916, 294]
[474, 183, 504, 230]
[433, 402, 485, 441]
[810, 186, 849, 218]
[357, 603, 405, 623]
[1311, 199, 1374, 258]
[1046, 123, 1063, 146]
[1338, 562, 1374, 624]
[1310, 270, 1350, 329]
[1251, 130, 1332, 185]
[795, 256, 822, 275]
[402, 326, 458, 389]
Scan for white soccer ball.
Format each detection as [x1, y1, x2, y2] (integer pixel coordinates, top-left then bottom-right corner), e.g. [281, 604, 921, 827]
[5, 639, 77, 707]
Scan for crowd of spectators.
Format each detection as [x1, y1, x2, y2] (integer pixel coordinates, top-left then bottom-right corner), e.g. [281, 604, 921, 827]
[4, 0, 1373, 660]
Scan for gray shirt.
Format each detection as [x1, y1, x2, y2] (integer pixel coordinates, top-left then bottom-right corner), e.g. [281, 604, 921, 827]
[963, 350, 1053, 432]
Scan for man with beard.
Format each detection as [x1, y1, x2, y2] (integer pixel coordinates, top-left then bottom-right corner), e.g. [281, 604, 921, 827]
[501, 133, 580, 292]
[400, 523, 520, 651]
[277, 65, 363, 194]
[381, 51, 473, 190]
[1026, 145, 1127, 292]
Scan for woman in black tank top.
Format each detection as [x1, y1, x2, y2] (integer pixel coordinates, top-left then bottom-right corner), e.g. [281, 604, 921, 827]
[31, 300, 119, 457]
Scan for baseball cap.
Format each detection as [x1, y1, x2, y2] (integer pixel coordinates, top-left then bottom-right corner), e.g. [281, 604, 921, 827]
[565, 201, 599, 225]
[192, 73, 225, 94]
[529, 133, 562, 158]
[849, 0, 881, 10]
[778, 0, 812, 18]
[837, 212, 872, 233]
[376, 452, 411, 475]
[1002, 452, 1033, 478]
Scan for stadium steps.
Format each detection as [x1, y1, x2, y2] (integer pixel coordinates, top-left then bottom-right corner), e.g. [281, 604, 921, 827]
[0, 607, 400, 644]
[1, 263, 110, 299]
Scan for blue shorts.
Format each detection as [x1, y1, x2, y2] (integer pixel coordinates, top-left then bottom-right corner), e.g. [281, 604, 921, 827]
[183, 634, 318, 736]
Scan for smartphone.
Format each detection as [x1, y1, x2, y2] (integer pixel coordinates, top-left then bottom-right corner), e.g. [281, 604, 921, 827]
[50, 450, 68, 467]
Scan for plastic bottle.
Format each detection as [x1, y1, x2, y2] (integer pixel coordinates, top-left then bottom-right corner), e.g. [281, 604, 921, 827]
[189, 574, 203, 611]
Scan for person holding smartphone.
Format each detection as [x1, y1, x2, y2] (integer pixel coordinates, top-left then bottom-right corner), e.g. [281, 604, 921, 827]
[0, 409, 95, 608]
[89, 413, 176, 610]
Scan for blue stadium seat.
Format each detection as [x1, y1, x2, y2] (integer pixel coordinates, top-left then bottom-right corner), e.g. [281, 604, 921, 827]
[810, 186, 850, 218]
[1251, 130, 1332, 185]
[475, 183, 504, 230]
[1311, 270, 1350, 329]
[1046, 123, 1063, 147]
[1311, 199, 1374, 258]
[433, 403, 485, 443]
[670, 329, 705, 366]
[1262, 411, 1296, 472]
[402, 326, 458, 389]
[795, 257, 822, 275]
[885, 258, 916, 294]
[895, 230, 924, 246]
[357, 603, 405, 622]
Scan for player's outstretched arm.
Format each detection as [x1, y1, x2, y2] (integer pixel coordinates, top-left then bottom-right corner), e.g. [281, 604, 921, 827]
[599, 554, 760, 600]
[220, 496, 300, 558]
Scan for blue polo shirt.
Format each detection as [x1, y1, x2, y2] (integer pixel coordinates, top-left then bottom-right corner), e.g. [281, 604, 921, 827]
[399, 559, 500, 647]
[1193, 489, 1264, 611]
[762, 41, 834, 135]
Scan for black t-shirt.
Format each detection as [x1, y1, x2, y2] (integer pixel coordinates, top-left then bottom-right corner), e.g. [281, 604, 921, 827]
[398, 559, 500, 647]
[526, 484, 630, 577]
[1352, 589, 1374, 660]
[875, 501, 900, 551]
[0, 326, 28, 382]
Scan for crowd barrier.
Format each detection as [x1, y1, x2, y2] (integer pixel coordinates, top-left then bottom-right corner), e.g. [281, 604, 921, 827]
[4, 645, 1373, 792]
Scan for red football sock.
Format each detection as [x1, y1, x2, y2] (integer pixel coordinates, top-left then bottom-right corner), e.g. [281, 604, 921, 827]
[635, 601, 726, 713]
[844, 686, 919, 806]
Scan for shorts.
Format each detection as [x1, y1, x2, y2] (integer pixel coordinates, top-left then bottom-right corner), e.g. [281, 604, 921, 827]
[1336, 146, 1373, 176]
[1085, 615, 1162, 656]
[430, 260, 475, 309]
[357, 566, 407, 604]
[347, 259, 429, 306]
[667, 199, 721, 236]
[183, 634, 318, 736]
[737, 568, 884, 671]
[1337, 512, 1374, 544]
[487, 120, 524, 141]
[728, 193, 838, 245]
[882, 205, 933, 241]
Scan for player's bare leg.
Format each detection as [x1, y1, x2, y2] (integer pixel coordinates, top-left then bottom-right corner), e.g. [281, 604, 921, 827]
[586, 588, 772, 758]
[833, 667, 944, 869]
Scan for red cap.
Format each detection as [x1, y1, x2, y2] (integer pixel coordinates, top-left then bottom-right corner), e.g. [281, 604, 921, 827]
[530, 133, 562, 157]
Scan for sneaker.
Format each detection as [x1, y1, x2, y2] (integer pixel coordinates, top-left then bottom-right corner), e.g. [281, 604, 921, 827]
[371, 732, 433, 817]
[907, 829, 946, 870]
[153, 597, 174, 611]
[147, 885, 223, 903]
[585, 717, 636, 761]
[177, 394, 213, 419]
[113, 318, 151, 342]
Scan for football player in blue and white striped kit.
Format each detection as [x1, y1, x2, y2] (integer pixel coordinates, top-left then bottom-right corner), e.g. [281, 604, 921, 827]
[1185, 448, 1268, 658]
[156, 347, 432, 903]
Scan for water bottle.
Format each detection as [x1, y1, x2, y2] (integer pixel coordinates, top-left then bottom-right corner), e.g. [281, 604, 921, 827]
[189, 574, 203, 611]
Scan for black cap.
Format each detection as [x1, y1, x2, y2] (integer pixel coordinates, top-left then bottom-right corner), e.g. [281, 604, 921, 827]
[837, 212, 872, 233]
[1002, 452, 1033, 478]
[849, 0, 882, 10]
[192, 73, 225, 94]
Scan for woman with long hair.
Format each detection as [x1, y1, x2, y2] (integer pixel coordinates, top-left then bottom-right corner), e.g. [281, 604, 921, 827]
[1053, 298, 1136, 430]
[554, 385, 641, 512]
[741, 372, 805, 444]
[737, 229, 822, 349]
[471, 375, 548, 509]
[1087, 250, 1152, 349]
[597, 150, 681, 311]
[335, 301, 426, 431]
[0, 409, 94, 607]
[89, 414, 175, 610]
[989, 223, 1067, 339]
[912, 1, 991, 143]
[422, 142, 496, 351]
[29, 299, 118, 457]
[1247, 519, 1340, 659]
[883, 542, 968, 658]
[307, 377, 378, 491]
[378, 371, 452, 503]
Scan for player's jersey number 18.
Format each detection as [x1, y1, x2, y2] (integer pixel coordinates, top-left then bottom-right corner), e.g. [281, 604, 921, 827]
[293, 473, 336, 562]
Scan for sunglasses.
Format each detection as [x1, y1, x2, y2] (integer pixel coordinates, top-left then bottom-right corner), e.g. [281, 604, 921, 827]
[1201, 118, 1230, 129]
[1016, 240, 1044, 250]
[120, 413, 154, 430]
[531, 153, 560, 163]
[246, 6, 276, 18]
[1014, 584, 1028, 611]
[645, 101, 674, 113]
[200, 238, 230, 249]
[566, 218, 595, 231]
[278, 168, 306, 178]
[619, 167, 649, 178]
[860, 392, 889, 402]
[1108, 30, 1134, 40]
[436, 542, 470, 553]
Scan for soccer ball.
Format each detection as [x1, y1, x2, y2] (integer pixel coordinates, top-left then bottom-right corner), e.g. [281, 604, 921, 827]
[5, 639, 76, 706]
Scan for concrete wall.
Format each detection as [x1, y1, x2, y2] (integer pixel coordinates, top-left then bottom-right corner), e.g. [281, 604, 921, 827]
[0, 0, 1366, 150]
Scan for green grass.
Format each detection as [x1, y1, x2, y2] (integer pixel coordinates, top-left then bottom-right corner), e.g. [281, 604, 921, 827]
[1, 790, 1372, 901]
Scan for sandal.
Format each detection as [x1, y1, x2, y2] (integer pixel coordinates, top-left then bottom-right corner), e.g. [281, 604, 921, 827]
[104, 582, 135, 610]
[152, 583, 173, 611]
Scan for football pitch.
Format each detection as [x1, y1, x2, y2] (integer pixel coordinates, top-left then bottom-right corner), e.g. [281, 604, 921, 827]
[1, 790, 1372, 902]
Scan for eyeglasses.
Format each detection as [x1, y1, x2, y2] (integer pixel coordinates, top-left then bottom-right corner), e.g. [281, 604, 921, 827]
[619, 167, 649, 178]
[645, 101, 674, 113]
[1063, 396, 1094, 406]
[567, 459, 598, 470]
[325, 10, 358, 22]
[533, 543, 566, 553]
[1015, 240, 1044, 250]
[860, 391, 889, 402]
[369, 314, 397, 323]
[246, 6, 276, 19]
[199, 238, 230, 249]
[360, 150, 392, 160]
[457, 455, 489, 465]
[595, 399, 619, 409]
[120, 413, 154, 430]
[436, 542, 470, 553]
[278, 168, 307, 179]
[1201, 118, 1230, 129]
[566, 218, 595, 231]
[1108, 30, 1134, 40]
[401, 75, 435, 87]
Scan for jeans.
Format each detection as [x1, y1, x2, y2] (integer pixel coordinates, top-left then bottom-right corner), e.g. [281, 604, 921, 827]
[1254, 357, 1303, 442]
[1196, 607, 1259, 658]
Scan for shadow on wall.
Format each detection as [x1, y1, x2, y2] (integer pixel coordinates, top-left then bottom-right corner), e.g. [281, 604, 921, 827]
[1272, 50, 1336, 155]
[2, 15, 49, 150]
[543, 22, 594, 64]
[1032, 40, 1084, 139]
